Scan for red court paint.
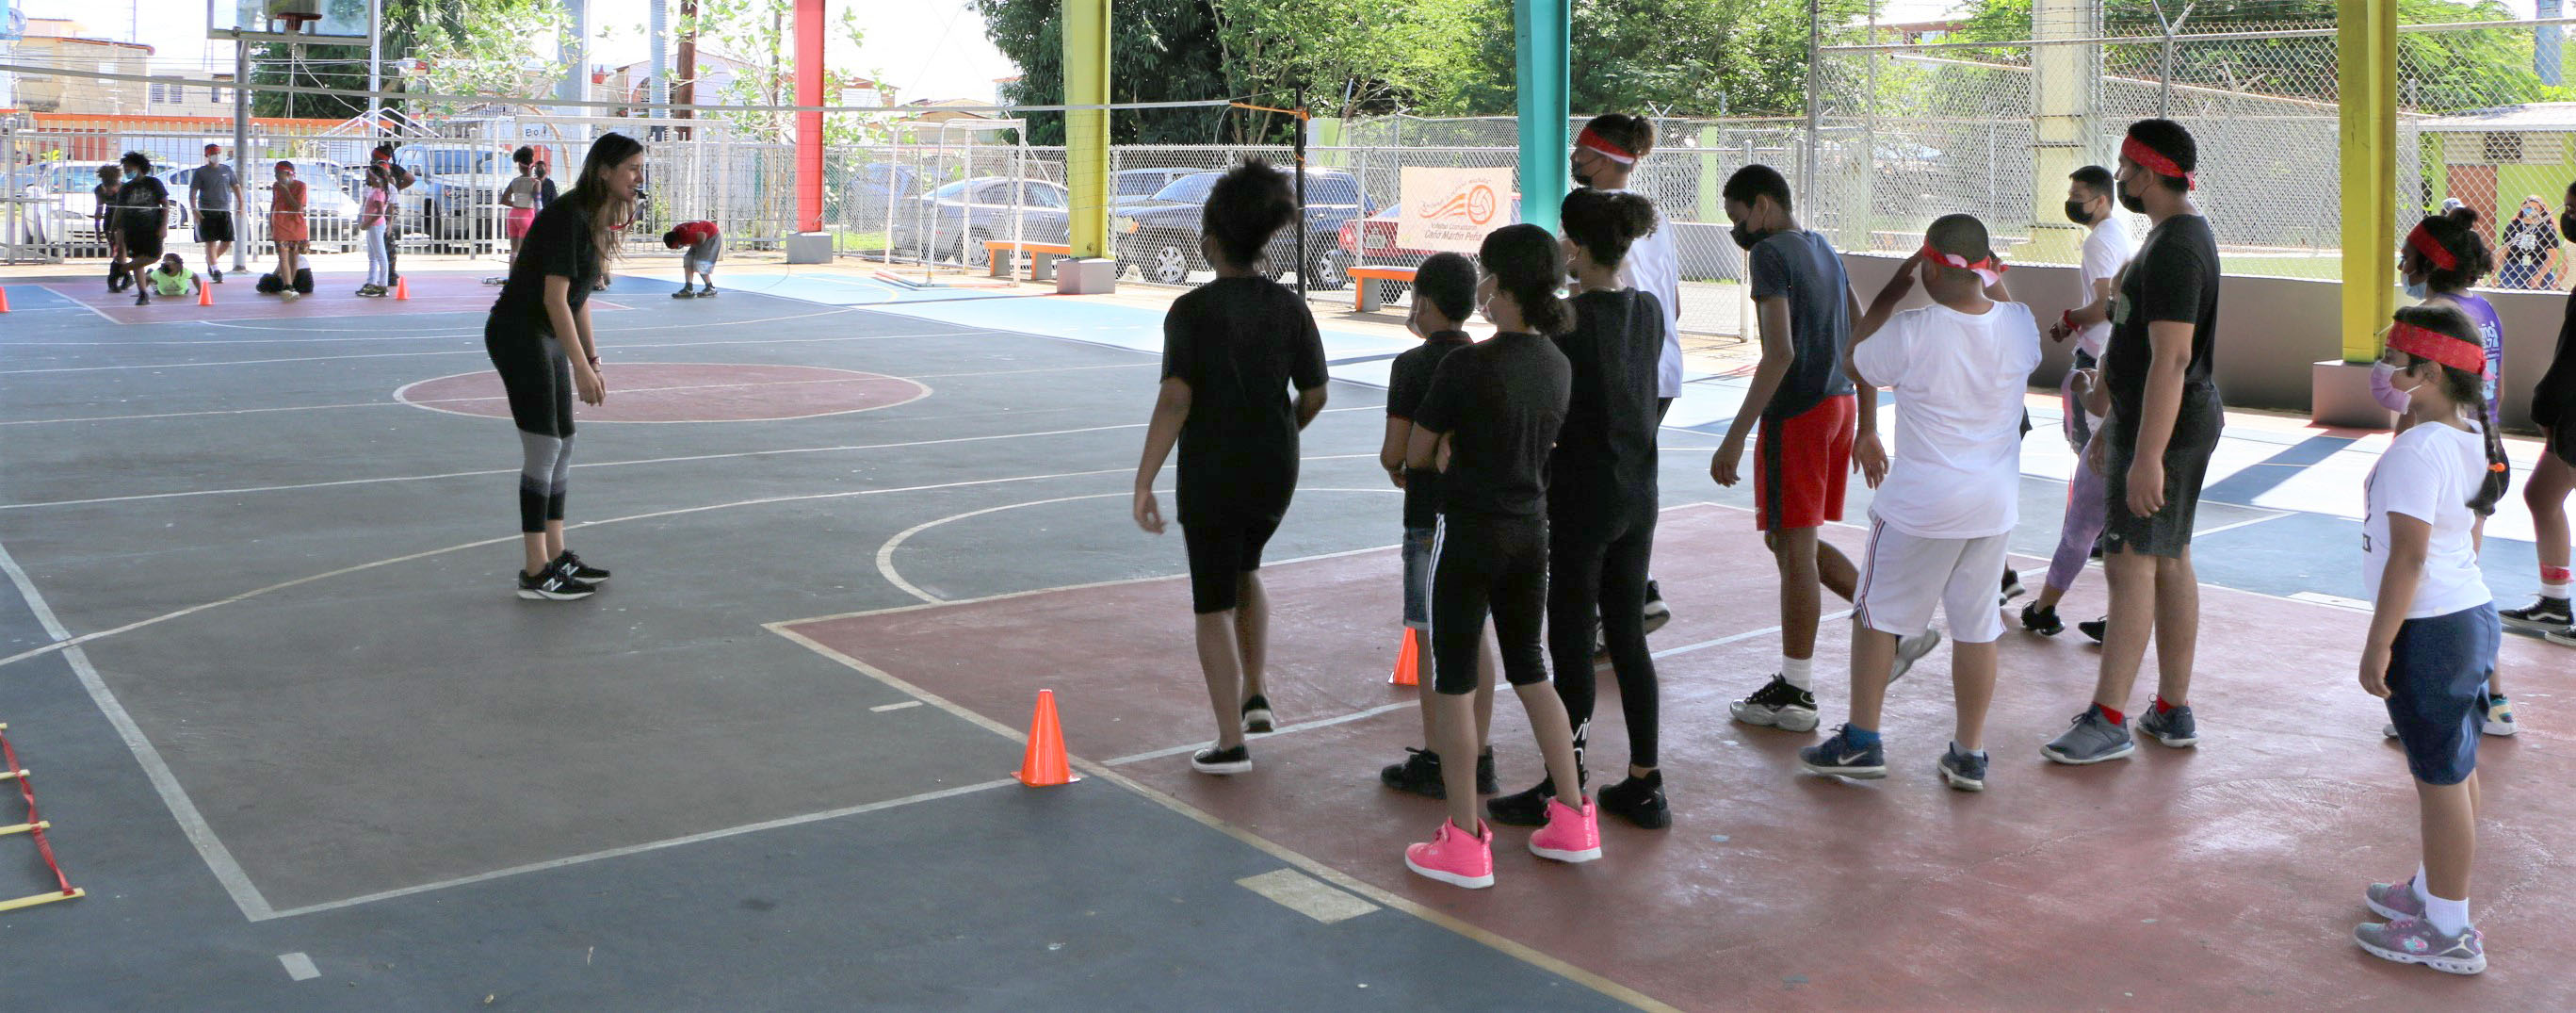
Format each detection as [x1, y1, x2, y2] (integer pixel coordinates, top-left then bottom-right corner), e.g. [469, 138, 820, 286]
[398, 363, 928, 423]
[779, 504, 2574, 1009]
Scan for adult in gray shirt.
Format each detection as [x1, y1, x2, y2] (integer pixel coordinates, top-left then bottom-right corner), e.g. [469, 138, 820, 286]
[189, 144, 241, 282]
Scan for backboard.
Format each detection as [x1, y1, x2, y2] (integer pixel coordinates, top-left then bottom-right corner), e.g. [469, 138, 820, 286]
[208, 0, 373, 44]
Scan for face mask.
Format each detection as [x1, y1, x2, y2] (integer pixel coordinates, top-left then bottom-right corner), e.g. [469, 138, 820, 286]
[1729, 221, 1768, 251]
[122, 171, 136, 182]
[2369, 362, 2413, 414]
[2065, 200, 2094, 225]
[2561, 212, 2575, 237]
[2403, 277, 2428, 300]
[2115, 176, 2147, 214]
[1570, 155, 1594, 188]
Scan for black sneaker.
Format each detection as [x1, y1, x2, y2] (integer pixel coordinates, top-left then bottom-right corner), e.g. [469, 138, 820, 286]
[211, 269, 223, 283]
[697, 286, 718, 298]
[516, 568, 598, 600]
[2000, 568, 2027, 606]
[553, 550, 609, 584]
[1597, 771, 1670, 829]
[2078, 617, 2108, 644]
[1239, 694, 1274, 734]
[2501, 596, 2573, 632]
[1475, 750, 1498, 794]
[1485, 777, 1555, 827]
[672, 286, 698, 299]
[2021, 603, 2065, 636]
[1381, 747, 1447, 798]
[1641, 580, 1671, 634]
[1191, 743, 1251, 775]
[1728, 674, 1821, 732]
[135, 293, 150, 305]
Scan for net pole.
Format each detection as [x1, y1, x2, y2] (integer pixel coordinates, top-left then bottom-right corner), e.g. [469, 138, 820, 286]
[1294, 87, 1307, 300]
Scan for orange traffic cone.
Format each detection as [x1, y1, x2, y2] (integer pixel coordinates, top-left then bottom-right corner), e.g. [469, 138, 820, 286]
[197, 282, 213, 306]
[1390, 630, 1419, 686]
[0, 286, 11, 312]
[394, 277, 410, 301]
[1013, 690, 1078, 787]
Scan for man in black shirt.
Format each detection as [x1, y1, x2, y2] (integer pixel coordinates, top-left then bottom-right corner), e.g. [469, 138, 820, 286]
[2045, 119, 2227, 766]
[113, 152, 173, 306]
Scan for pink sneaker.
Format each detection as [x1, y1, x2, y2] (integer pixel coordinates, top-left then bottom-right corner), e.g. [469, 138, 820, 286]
[1404, 819, 1495, 889]
[1529, 795, 1602, 862]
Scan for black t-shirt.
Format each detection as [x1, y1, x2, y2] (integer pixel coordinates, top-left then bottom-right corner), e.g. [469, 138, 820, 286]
[115, 175, 169, 233]
[1387, 332, 1472, 530]
[2103, 214, 2222, 433]
[2537, 294, 2576, 430]
[1415, 332, 1572, 518]
[1161, 276, 1329, 523]
[488, 201, 600, 336]
[1550, 289, 1664, 527]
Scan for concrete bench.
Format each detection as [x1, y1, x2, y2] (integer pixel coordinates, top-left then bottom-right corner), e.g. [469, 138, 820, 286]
[985, 240, 1075, 282]
[1350, 265, 1418, 313]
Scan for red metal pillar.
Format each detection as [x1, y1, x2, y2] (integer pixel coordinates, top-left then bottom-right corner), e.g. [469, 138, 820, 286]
[795, 0, 824, 234]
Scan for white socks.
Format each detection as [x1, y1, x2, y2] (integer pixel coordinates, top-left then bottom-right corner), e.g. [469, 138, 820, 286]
[2414, 865, 2471, 937]
[1781, 656, 1813, 690]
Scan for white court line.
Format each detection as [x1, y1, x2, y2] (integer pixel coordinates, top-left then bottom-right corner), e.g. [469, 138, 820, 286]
[1235, 869, 1379, 925]
[2, 407, 1382, 511]
[194, 303, 869, 334]
[30, 285, 118, 324]
[0, 463, 1158, 671]
[2190, 510, 2292, 539]
[0, 327, 1013, 375]
[277, 953, 321, 981]
[0, 539, 277, 921]
[868, 700, 924, 712]
[260, 778, 1018, 922]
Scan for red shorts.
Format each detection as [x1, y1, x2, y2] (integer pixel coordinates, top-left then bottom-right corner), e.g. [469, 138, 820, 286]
[1756, 394, 1855, 531]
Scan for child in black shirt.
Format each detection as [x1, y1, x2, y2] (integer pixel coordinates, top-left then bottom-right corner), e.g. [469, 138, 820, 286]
[1401, 224, 1597, 889]
[1130, 161, 1330, 776]
[1378, 253, 1499, 800]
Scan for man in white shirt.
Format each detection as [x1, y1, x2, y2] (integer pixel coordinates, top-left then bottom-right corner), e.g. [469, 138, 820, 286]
[2009, 165, 2136, 639]
[1572, 113, 1683, 633]
[1800, 214, 2042, 791]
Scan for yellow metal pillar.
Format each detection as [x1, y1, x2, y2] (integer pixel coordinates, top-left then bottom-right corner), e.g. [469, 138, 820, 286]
[1064, 0, 1110, 259]
[2026, 0, 2098, 263]
[2339, 0, 2397, 363]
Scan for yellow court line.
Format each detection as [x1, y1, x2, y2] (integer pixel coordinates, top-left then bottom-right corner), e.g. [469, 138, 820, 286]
[763, 624, 1678, 1013]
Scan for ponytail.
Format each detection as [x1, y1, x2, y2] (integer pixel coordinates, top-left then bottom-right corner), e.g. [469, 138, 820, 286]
[1478, 223, 1576, 335]
[2472, 391, 2511, 516]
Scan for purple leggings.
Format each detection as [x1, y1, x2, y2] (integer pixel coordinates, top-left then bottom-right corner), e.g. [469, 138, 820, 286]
[2048, 448, 2110, 592]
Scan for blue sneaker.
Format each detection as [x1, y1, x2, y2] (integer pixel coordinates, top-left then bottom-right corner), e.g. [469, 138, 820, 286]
[1937, 743, 1988, 792]
[2136, 704, 2198, 747]
[1799, 725, 1887, 779]
[2042, 708, 2135, 765]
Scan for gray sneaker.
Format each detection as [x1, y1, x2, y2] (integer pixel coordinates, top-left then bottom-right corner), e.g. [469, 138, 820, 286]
[1937, 743, 1988, 792]
[1888, 629, 1942, 684]
[2042, 709, 2135, 765]
[2365, 876, 2427, 922]
[2354, 918, 2486, 975]
[2136, 704, 2198, 747]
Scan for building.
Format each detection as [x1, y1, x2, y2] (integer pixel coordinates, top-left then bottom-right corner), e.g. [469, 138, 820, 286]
[8, 18, 154, 116]
[149, 71, 242, 120]
[604, 51, 752, 112]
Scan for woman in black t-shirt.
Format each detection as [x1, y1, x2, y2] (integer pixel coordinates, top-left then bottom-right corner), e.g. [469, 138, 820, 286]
[484, 133, 642, 601]
[2499, 197, 2560, 290]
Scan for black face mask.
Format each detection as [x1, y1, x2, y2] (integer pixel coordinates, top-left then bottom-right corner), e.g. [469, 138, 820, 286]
[2115, 178, 2147, 215]
[2065, 200, 2095, 225]
[1729, 221, 1769, 251]
[1570, 155, 1594, 189]
[2561, 212, 2575, 238]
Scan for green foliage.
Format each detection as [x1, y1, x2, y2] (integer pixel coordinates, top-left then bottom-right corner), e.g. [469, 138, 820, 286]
[974, 0, 1234, 144]
[250, 0, 568, 119]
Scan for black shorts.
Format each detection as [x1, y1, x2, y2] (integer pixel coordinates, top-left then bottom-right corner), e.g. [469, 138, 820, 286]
[122, 228, 164, 261]
[195, 211, 235, 243]
[2101, 383, 2223, 559]
[1181, 512, 1282, 613]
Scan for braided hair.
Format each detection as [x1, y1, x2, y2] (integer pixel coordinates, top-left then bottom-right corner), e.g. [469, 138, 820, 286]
[1478, 223, 1574, 335]
[2390, 304, 2512, 515]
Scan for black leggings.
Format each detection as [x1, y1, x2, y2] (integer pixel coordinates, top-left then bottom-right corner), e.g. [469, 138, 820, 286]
[1547, 509, 1660, 769]
[1429, 512, 1549, 696]
[485, 321, 575, 533]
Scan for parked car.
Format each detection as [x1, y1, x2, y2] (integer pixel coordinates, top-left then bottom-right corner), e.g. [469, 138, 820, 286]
[1109, 167, 1200, 210]
[391, 144, 518, 245]
[844, 163, 927, 229]
[1111, 169, 1371, 289]
[1320, 195, 1526, 290]
[890, 177, 1072, 269]
[165, 160, 364, 252]
[14, 162, 114, 247]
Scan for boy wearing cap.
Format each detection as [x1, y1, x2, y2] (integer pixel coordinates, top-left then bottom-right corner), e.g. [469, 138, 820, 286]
[2044, 119, 2228, 765]
[190, 144, 241, 283]
[1800, 215, 2040, 792]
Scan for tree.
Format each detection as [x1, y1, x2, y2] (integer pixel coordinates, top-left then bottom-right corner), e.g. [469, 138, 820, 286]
[676, 0, 872, 142]
[974, 0, 1234, 145]
[249, 0, 567, 119]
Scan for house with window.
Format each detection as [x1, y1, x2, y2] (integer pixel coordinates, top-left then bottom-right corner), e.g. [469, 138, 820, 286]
[9, 18, 153, 115]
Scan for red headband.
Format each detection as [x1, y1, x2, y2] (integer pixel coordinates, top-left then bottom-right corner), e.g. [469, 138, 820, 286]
[2387, 320, 2486, 376]
[2405, 223, 2458, 272]
[2121, 136, 2197, 191]
[1919, 242, 2008, 286]
[1576, 126, 1637, 166]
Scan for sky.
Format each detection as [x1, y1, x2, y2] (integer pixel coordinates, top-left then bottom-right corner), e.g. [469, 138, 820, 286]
[11, 0, 1024, 103]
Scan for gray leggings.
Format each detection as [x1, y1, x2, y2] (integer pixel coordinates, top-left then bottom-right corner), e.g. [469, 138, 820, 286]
[518, 431, 574, 533]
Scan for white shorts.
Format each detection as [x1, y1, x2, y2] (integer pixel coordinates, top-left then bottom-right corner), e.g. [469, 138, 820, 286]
[1854, 520, 2009, 644]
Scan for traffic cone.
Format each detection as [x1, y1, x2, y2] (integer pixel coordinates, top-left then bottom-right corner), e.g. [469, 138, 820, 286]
[1390, 630, 1419, 686]
[1013, 690, 1078, 787]
[394, 277, 410, 301]
[196, 283, 213, 306]
[0, 286, 11, 312]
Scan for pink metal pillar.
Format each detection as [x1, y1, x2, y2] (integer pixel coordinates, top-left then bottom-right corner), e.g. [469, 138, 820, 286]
[795, 0, 824, 234]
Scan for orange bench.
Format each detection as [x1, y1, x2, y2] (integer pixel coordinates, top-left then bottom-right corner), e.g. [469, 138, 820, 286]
[985, 240, 1075, 281]
[1350, 265, 1418, 313]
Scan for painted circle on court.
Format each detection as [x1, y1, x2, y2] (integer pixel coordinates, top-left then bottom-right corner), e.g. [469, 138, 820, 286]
[396, 363, 929, 423]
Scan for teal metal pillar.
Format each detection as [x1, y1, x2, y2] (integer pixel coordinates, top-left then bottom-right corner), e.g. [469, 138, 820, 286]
[1515, 0, 1570, 233]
